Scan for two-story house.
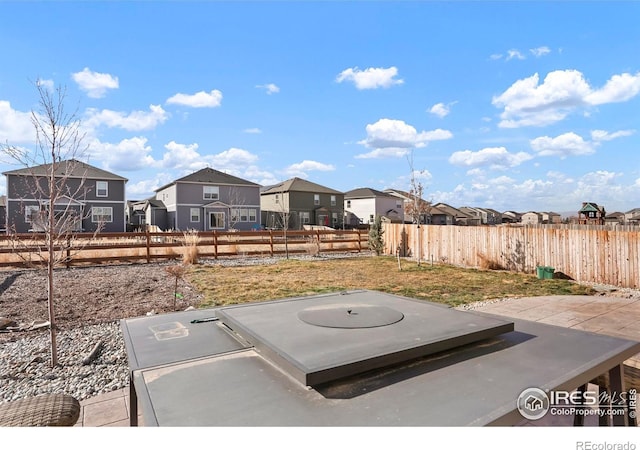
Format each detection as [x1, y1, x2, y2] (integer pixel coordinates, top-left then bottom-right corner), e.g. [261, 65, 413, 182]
[344, 188, 404, 227]
[3, 159, 127, 233]
[384, 188, 432, 224]
[149, 167, 261, 231]
[432, 203, 474, 225]
[521, 211, 543, 225]
[578, 202, 606, 225]
[261, 177, 344, 230]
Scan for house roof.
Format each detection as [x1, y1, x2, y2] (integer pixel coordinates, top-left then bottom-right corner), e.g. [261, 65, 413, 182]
[579, 202, 604, 213]
[2, 159, 128, 181]
[260, 177, 342, 195]
[432, 203, 472, 218]
[156, 167, 260, 192]
[344, 187, 398, 199]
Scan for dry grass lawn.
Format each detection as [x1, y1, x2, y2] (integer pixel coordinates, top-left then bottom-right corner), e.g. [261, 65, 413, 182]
[187, 256, 596, 308]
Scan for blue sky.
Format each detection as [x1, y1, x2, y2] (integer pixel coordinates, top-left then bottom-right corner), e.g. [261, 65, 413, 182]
[1, 1, 639, 215]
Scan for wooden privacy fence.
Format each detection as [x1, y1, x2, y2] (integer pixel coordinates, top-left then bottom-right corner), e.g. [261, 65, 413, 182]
[0, 229, 367, 268]
[383, 223, 640, 288]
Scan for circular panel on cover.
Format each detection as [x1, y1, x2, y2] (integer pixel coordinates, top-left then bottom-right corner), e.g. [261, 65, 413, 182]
[298, 304, 404, 329]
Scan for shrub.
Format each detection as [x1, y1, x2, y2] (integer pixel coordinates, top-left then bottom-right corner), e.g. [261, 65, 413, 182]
[182, 229, 201, 265]
[368, 215, 384, 256]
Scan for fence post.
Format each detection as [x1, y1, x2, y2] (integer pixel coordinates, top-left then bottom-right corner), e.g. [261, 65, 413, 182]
[316, 229, 321, 255]
[357, 229, 362, 252]
[66, 236, 71, 269]
[145, 228, 151, 264]
[213, 231, 218, 260]
[269, 230, 274, 256]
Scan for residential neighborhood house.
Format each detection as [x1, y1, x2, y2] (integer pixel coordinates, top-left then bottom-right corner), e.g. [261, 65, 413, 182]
[344, 188, 404, 227]
[578, 202, 606, 225]
[3, 159, 127, 233]
[141, 167, 261, 232]
[261, 177, 344, 230]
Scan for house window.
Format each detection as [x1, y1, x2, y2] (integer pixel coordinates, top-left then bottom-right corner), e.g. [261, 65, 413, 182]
[190, 208, 200, 223]
[231, 208, 257, 222]
[92, 207, 113, 223]
[203, 186, 219, 200]
[24, 205, 40, 223]
[396, 201, 403, 209]
[314, 194, 320, 206]
[346, 200, 351, 208]
[209, 212, 225, 229]
[275, 194, 280, 204]
[331, 195, 336, 206]
[332, 212, 338, 225]
[300, 212, 310, 224]
[369, 214, 374, 223]
[96, 181, 108, 197]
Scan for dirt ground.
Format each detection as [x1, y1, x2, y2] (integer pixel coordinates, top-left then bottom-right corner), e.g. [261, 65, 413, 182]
[0, 262, 203, 344]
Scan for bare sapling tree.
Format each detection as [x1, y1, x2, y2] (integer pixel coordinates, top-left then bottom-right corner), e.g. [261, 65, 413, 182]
[405, 151, 431, 267]
[1, 81, 98, 367]
[274, 192, 290, 259]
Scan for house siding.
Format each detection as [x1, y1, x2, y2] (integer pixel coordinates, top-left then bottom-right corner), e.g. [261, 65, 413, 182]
[5, 174, 126, 233]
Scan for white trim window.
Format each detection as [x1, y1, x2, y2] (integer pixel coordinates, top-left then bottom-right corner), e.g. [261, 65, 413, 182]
[346, 200, 351, 208]
[330, 195, 336, 206]
[190, 208, 200, 223]
[92, 206, 113, 223]
[203, 186, 219, 200]
[314, 194, 320, 206]
[24, 205, 41, 223]
[332, 212, 338, 225]
[209, 211, 225, 229]
[299, 211, 310, 224]
[231, 208, 257, 222]
[96, 181, 108, 197]
[275, 194, 280, 204]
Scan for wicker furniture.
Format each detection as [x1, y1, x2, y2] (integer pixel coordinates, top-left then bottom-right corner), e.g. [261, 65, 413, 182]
[0, 393, 80, 427]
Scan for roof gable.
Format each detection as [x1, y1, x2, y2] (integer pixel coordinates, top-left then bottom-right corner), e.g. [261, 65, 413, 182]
[2, 159, 127, 181]
[156, 167, 260, 192]
[345, 187, 397, 199]
[261, 177, 342, 195]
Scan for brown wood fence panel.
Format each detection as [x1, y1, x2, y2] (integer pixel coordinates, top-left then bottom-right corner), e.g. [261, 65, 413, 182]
[0, 229, 368, 269]
[383, 223, 640, 288]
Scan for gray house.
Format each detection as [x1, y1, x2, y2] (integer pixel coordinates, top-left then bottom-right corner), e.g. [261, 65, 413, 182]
[151, 167, 261, 231]
[261, 177, 344, 230]
[3, 159, 127, 233]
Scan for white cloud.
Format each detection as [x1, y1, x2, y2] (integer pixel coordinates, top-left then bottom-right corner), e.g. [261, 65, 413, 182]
[336, 66, 404, 90]
[356, 118, 453, 159]
[256, 83, 280, 95]
[36, 78, 54, 90]
[127, 173, 175, 199]
[0, 100, 35, 143]
[243, 128, 262, 134]
[530, 46, 551, 57]
[166, 90, 223, 108]
[72, 67, 119, 98]
[213, 148, 259, 169]
[155, 141, 206, 171]
[284, 160, 335, 177]
[428, 103, 451, 118]
[585, 72, 640, 105]
[489, 54, 503, 61]
[448, 147, 533, 169]
[530, 132, 595, 158]
[493, 70, 640, 128]
[84, 105, 169, 131]
[87, 136, 155, 172]
[591, 129, 635, 142]
[506, 49, 525, 61]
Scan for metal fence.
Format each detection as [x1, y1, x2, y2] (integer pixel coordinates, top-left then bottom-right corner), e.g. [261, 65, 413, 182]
[382, 223, 640, 288]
